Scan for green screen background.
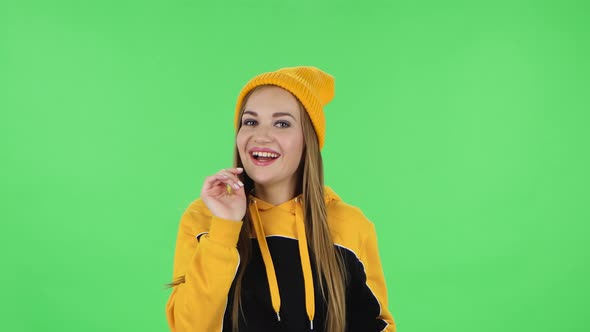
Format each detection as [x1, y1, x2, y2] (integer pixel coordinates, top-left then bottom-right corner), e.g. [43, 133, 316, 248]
[1, 0, 588, 331]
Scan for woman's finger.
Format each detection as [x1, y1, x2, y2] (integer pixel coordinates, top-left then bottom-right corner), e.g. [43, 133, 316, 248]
[217, 170, 244, 188]
[203, 178, 241, 197]
[202, 168, 244, 193]
[217, 168, 244, 182]
[214, 174, 243, 190]
[220, 167, 244, 175]
[202, 175, 223, 191]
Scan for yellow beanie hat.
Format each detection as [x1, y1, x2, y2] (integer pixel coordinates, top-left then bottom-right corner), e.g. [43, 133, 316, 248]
[234, 66, 335, 149]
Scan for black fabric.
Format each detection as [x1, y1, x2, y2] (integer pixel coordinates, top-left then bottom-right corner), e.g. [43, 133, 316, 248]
[222, 237, 387, 332]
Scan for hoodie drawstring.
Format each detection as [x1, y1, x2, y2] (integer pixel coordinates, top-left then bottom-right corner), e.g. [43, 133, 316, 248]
[249, 197, 316, 330]
[250, 200, 282, 321]
[295, 197, 315, 329]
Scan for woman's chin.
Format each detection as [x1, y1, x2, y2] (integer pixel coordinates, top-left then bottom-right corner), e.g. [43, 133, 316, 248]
[248, 176, 276, 187]
[244, 171, 282, 188]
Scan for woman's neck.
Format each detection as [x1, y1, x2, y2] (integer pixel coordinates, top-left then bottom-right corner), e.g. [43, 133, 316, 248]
[253, 182, 298, 206]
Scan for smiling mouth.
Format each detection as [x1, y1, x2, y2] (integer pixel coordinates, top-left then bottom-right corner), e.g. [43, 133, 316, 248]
[250, 151, 281, 165]
[251, 151, 280, 161]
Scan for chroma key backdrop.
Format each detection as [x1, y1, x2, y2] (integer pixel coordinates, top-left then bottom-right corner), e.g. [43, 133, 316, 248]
[1, 0, 588, 331]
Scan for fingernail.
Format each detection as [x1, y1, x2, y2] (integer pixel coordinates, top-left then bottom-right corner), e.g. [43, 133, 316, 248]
[238, 181, 244, 187]
[237, 167, 243, 171]
[234, 183, 240, 189]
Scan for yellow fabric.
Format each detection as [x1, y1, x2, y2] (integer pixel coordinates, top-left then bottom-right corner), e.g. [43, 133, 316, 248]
[234, 66, 335, 149]
[249, 196, 316, 327]
[294, 197, 315, 327]
[249, 200, 282, 321]
[165, 186, 397, 331]
[165, 204, 243, 331]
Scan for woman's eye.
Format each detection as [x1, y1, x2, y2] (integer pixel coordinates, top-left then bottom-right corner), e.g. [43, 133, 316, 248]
[243, 119, 257, 126]
[275, 121, 290, 128]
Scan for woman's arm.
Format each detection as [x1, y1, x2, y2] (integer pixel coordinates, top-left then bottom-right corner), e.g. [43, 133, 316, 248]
[165, 204, 243, 332]
[346, 221, 396, 332]
[361, 222, 396, 331]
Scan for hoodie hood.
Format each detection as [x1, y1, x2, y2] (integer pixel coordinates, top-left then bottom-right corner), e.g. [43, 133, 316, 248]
[249, 186, 341, 212]
[247, 186, 341, 330]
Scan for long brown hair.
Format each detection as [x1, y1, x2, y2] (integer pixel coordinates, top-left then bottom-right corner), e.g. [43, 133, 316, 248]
[231, 85, 347, 331]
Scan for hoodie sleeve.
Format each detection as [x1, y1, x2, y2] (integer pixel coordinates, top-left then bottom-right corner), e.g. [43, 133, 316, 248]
[361, 222, 396, 331]
[346, 220, 396, 332]
[165, 202, 243, 332]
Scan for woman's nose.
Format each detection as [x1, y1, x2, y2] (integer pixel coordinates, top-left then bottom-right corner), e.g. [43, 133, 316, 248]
[252, 125, 274, 143]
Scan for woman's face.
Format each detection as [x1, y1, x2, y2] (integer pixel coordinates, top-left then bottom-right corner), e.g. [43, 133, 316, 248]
[236, 86, 304, 191]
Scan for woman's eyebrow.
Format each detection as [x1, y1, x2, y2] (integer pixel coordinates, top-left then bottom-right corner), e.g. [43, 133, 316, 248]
[272, 112, 296, 120]
[243, 110, 296, 120]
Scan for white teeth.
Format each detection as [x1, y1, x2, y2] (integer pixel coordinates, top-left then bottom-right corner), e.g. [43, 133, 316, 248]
[252, 151, 279, 158]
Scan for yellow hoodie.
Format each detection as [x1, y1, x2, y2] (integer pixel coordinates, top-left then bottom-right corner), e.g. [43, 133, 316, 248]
[166, 186, 396, 331]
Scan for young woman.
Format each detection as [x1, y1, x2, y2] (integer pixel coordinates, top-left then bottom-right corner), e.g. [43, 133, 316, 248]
[165, 66, 396, 332]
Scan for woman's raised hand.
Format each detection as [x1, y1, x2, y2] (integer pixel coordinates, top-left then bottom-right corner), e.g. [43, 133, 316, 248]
[200, 167, 247, 222]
